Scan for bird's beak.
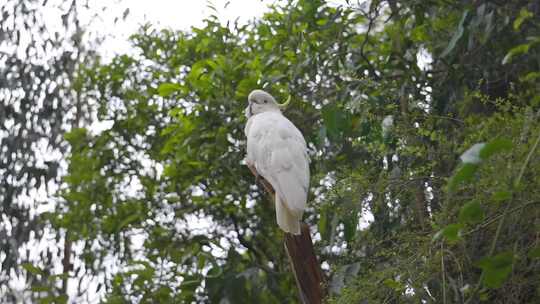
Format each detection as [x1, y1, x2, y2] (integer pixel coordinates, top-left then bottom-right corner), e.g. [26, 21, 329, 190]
[277, 95, 291, 110]
[245, 102, 253, 118]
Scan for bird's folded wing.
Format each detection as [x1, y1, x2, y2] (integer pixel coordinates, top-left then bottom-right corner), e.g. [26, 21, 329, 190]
[250, 114, 309, 216]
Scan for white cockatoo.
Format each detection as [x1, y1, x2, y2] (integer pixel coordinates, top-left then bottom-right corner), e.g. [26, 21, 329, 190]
[244, 89, 310, 235]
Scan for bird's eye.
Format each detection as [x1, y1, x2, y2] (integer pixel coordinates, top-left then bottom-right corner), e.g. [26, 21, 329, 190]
[263, 99, 267, 103]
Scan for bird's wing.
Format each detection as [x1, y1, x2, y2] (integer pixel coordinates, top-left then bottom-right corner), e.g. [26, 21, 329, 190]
[247, 112, 309, 217]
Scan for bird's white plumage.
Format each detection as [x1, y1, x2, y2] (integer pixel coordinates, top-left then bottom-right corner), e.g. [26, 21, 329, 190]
[244, 91, 309, 235]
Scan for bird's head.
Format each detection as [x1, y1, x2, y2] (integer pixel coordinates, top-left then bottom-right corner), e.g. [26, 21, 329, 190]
[245, 89, 290, 118]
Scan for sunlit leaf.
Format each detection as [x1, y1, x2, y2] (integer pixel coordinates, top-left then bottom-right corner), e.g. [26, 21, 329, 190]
[479, 138, 513, 159]
[520, 71, 540, 83]
[158, 83, 183, 97]
[514, 8, 533, 30]
[22, 262, 43, 275]
[116, 213, 140, 232]
[383, 278, 403, 291]
[502, 44, 530, 65]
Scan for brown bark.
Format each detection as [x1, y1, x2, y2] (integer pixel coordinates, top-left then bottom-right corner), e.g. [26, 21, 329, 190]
[284, 224, 326, 304]
[61, 236, 72, 295]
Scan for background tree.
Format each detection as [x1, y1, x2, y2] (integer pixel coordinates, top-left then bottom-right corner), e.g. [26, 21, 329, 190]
[0, 0, 125, 302]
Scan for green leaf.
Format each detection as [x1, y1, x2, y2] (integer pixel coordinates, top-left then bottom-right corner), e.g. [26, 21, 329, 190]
[236, 78, 257, 98]
[116, 213, 140, 231]
[520, 71, 540, 83]
[318, 207, 329, 241]
[411, 24, 428, 42]
[316, 18, 328, 26]
[316, 126, 327, 148]
[157, 83, 182, 97]
[442, 223, 462, 242]
[459, 201, 484, 224]
[479, 138, 513, 159]
[441, 10, 468, 58]
[180, 275, 202, 292]
[476, 252, 514, 288]
[38, 295, 56, 304]
[188, 61, 207, 81]
[436, 223, 463, 243]
[22, 262, 44, 275]
[321, 104, 350, 141]
[197, 253, 206, 269]
[206, 266, 223, 279]
[343, 212, 358, 242]
[514, 8, 533, 31]
[448, 163, 479, 192]
[64, 128, 88, 147]
[383, 278, 403, 291]
[449, 139, 512, 192]
[492, 191, 511, 202]
[502, 44, 530, 65]
[479, 291, 489, 301]
[30, 285, 50, 292]
[322, 105, 340, 140]
[527, 246, 540, 259]
[56, 295, 68, 304]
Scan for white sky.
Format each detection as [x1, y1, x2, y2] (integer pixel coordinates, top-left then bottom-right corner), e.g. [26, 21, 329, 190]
[88, 0, 275, 57]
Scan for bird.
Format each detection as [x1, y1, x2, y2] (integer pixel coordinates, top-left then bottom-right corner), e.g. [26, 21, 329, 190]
[244, 89, 310, 235]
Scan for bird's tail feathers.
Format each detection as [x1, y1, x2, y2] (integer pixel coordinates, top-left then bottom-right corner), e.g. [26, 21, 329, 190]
[275, 195, 301, 235]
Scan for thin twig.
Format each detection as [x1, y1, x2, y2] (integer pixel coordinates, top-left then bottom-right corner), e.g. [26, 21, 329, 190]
[441, 242, 447, 304]
[427, 114, 465, 124]
[515, 130, 540, 187]
[358, 6, 381, 81]
[463, 201, 540, 236]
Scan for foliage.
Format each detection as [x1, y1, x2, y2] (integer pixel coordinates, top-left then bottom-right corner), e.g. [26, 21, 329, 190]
[0, 0, 127, 301]
[0, 0, 90, 300]
[3, 0, 540, 303]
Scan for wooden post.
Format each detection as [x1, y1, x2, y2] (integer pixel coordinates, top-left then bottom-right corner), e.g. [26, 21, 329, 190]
[247, 165, 326, 304]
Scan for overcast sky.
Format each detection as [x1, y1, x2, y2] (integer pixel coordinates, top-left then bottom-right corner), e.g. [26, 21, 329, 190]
[87, 0, 274, 57]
